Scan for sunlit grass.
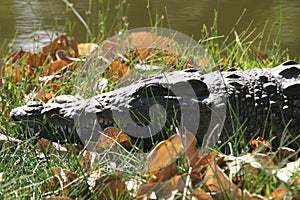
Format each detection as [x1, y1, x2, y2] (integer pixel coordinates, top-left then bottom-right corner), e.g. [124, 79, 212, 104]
[0, 0, 299, 198]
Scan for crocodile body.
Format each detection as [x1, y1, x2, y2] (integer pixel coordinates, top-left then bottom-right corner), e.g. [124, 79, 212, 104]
[10, 61, 300, 149]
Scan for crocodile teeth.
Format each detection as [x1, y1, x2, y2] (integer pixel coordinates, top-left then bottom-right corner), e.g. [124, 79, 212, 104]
[68, 127, 72, 133]
[104, 119, 109, 126]
[60, 126, 64, 133]
[99, 118, 104, 124]
[85, 123, 91, 129]
[54, 124, 60, 131]
[89, 120, 95, 127]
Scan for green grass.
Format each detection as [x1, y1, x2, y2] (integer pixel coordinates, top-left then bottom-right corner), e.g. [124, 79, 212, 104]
[0, 0, 300, 199]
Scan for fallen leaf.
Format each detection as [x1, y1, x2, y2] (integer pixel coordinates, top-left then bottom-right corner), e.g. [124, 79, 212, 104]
[107, 60, 130, 81]
[129, 48, 155, 61]
[2, 64, 35, 82]
[34, 138, 82, 158]
[96, 127, 133, 150]
[192, 188, 213, 200]
[293, 175, 300, 186]
[204, 162, 242, 200]
[138, 174, 191, 199]
[93, 172, 126, 199]
[251, 136, 271, 153]
[146, 134, 183, 174]
[126, 31, 176, 51]
[149, 163, 179, 183]
[185, 130, 219, 174]
[184, 129, 205, 171]
[264, 187, 289, 200]
[36, 87, 54, 102]
[77, 43, 98, 56]
[277, 147, 298, 161]
[42, 35, 78, 59]
[35, 138, 67, 154]
[257, 51, 269, 61]
[7, 50, 47, 67]
[275, 158, 300, 183]
[43, 60, 70, 76]
[50, 167, 78, 195]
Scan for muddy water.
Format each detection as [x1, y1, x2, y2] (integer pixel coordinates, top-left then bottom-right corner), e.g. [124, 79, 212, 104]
[0, 0, 299, 58]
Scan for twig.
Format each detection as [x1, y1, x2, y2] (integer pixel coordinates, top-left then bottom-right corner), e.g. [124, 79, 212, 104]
[61, 0, 92, 40]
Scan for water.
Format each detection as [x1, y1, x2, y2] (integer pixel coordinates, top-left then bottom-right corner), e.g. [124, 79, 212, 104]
[0, 0, 299, 58]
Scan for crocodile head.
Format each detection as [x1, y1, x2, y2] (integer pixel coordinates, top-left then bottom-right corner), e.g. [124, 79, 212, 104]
[76, 68, 226, 149]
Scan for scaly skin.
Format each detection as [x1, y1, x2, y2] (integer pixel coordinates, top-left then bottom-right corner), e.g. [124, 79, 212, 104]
[10, 60, 300, 149]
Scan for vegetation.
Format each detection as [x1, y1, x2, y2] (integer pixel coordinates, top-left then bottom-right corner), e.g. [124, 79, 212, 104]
[0, 0, 299, 199]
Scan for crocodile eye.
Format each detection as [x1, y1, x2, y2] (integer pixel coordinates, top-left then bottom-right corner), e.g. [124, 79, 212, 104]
[279, 66, 300, 79]
[282, 82, 300, 96]
[188, 80, 209, 98]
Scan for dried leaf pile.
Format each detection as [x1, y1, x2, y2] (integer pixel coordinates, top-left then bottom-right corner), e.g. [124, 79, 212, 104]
[1, 128, 296, 199]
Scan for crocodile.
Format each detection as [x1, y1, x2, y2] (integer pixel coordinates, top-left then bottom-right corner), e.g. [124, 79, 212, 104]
[10, 60, 300, 150]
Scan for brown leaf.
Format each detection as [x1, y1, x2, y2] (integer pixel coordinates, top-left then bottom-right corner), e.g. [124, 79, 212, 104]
[149, 163, 179, 183]
[2, 64, 35, 82]
[192, 188, 214, 200]
[96, 127, 133, 150]
[27, 53, 48, 67]
[126, 32, 176, 51]
[252, 153, 275, 169]
[93, 172, 126, 199]
[278, 147, 298, 161]
[36, 87, 54, 102]
[2, 52, 41, 82]
[42, 35, 78, 59]
[264, 187, 289, 200]
[51, 167, 78, 195]
[43, 60, 69, 76]
[204, 162, 242, 200]
[129, 48, 154, 61]
[257, 51, 269, 61]
[138, 174, 191, 199]
[250, 136, 271, 153]
[184, 129, 204, 171]
[34, 138, 82, 157]
[7, 50, 46, 67]
[101, 31, 177, 61]
[45, 92, 54, 101]
[107, 60, 130, 81]
[293, 175, 300, 185]
[35, 138, 67, 153]
[146, 134, 183, 174]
